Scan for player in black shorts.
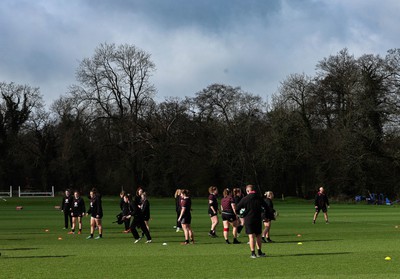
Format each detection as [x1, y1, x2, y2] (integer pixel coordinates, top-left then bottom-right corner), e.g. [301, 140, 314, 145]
[313, 186, 330, 224]
[68, 190, 86, 235]
[208, 186, 219, 237]
[233, 188, 244, 235]
[178, 189, 194, 245]
[262, 191, 276, 243]
[236, 185, 270, 258]
[220, 188, 240, 244]
[86, 188, 103, 239]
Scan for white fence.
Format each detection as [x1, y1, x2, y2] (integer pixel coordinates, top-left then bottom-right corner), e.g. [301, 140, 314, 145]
[18, 186, 55, 197]
[0, 186, 12, 197]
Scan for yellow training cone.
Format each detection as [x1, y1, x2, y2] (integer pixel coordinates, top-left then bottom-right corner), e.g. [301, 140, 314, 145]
[385, 256, 391, 261]
[297, 242, 303, 245]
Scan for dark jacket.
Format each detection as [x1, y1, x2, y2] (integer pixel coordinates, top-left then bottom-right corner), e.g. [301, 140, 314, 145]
[236, 192, 269, 225]
[262, 198, 275, 220]
[61, 195, 73, 212]
[314, 192, 329, 208]
[88, 194, 103, 217]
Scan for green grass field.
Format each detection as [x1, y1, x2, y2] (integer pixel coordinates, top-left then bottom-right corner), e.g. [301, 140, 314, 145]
[0, 196, 399, 278]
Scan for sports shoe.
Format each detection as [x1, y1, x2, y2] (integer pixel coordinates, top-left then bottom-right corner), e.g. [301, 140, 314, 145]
[86, 236, 93, 239]
[176, 228, 181, 232]
[257, 252, 266, 258]
[312, 220, 316, 224]
[266, 238, 273, 243]
[145, 240, 152, 244]
[250, 254, 257, 259]
[123, 229, 131, 233]
[181, 241, 189, 245]
[134, 237, 142, 244]
[233, 239, 241, 244]
[95, 236, 102, 239]
[326, 221, 329, 224]
[225, 239, 231, 244]
[68, 231, 75, 234]
[261, 237, 267, 243]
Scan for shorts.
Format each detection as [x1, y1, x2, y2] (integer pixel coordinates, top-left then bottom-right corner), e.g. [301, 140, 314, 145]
[222, 212, 237, 222]
[181, 215, 191, 225]
[245, 221, 262, 235]
[208, 208, 218, 217]
[262, 212, 275, 222]
[315, 206, 327, 213]
[91, 214, 103, 219]
[72, 213, 83, 218]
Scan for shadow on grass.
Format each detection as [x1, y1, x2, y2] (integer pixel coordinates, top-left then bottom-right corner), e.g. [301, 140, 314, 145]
[276, 239, 343, 244]
[1, 248, 39, 251]
[272, 252, 352, 257]
[1, 255, 74, 259]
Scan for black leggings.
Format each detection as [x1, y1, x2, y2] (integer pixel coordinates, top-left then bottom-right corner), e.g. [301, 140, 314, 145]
[176, 211, 182, 228]
[64, 212, 72, 228]
[130, 217, 151, 240]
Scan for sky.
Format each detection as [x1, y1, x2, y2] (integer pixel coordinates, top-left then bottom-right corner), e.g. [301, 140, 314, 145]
[0, 0, 399, 107]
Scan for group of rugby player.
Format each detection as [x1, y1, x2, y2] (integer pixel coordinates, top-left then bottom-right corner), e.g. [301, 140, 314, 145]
[61, 184, 329, 258]
[61, 188, 103, 239]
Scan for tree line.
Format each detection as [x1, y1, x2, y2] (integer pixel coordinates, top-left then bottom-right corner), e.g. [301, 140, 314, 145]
[1, 43, 400, 199]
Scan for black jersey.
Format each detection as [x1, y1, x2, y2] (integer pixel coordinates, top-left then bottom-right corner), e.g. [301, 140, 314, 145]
[88, 194, 103, 218]
[236, 191, 269, 225]
[122, 202, 132, 216]
[119, 197, 124, 210]
[71, 197, 86, 216]
[262, 198, 275, 220]
[141, 199, 150, 220]
[234, 195, 242, 205]
[175, 195, 181, 213]
[314, 192, 329, 208]
[208, 194, 218, 212]
[61, 195, 73, 212]
[131, 196, 144, 218]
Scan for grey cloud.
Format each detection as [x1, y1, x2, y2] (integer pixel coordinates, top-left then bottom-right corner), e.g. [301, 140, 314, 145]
[0, 0, 399, 106]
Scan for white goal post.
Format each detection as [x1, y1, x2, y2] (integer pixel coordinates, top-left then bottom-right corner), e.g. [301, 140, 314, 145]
[18, 186, 55, 197]
[0, 186, 12, 197]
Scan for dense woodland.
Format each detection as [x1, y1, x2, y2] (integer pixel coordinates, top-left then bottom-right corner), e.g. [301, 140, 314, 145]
[1, 43, 400, 198]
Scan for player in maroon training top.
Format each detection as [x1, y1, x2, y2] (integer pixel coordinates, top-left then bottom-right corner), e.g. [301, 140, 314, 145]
[177, 189, 194, 245]
[220, 188, 240, 244]
[208, 186, 219, 237]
